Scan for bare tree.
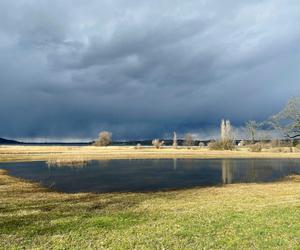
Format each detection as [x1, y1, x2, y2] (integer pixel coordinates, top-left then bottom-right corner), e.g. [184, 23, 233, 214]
[269, 97, 300, 140]
[245, 120, 261, 143]
[172, 131, 177, 148]
[225, 120, 232, 140]
[94, 131, 112, 146]
[212, 119, 235, 150]
[152, 139, 164, 149]
[221, 119, 226, 141]
[183, 133, 194, 148]
[221, 119, 234, 141]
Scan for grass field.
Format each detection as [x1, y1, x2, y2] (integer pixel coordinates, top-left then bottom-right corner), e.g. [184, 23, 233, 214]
[1, 145, 300, 249]
[1, 169, 300, 249]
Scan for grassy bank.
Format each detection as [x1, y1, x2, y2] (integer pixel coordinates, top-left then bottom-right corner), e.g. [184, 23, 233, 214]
[1, 145, 300, 162]
[1, 169, 300, 249]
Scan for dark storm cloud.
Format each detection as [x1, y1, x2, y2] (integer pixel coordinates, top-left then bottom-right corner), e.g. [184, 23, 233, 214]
[1, 0, 300, 140]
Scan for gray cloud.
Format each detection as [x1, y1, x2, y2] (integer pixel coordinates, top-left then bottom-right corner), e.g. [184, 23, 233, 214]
[1, 0, 300, 140]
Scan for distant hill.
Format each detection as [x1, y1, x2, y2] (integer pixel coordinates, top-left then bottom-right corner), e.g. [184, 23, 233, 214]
[0, 138, 21, 145]
[0, 138, 91, 146]
[0, 138, 212, 146]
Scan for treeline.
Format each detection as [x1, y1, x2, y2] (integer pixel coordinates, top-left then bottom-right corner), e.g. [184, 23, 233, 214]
[94, 97, 300, 150]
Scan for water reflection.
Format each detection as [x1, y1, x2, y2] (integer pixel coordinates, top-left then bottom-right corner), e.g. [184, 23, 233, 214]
[46, 159, 89, 168]
[173, 158, 177, 170]
[222, 160, 233, 184]
[1, 159, 300, 193]
[220, 159, 298, 184]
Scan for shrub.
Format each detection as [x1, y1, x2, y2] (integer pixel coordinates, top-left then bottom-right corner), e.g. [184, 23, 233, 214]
[271, 139, 281, 147]
[94, 131, 112, 146]
[152, 139, 164, 149]
[208, 139, 235, 150]
[183, 133, 194, 148]
[249, 143, 262, 152]
[294, 140, 300, 146]
[222, 140, 236, 150]
[208, 141, 221, 150]
[290, 140, 299, 147]
[270, 147, 283, 153]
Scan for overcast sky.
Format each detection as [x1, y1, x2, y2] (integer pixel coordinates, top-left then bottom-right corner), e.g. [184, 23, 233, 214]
[1, 0, 300, 141]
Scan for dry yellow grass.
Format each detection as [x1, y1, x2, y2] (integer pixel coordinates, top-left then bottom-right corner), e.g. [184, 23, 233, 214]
[1, 145, 300, 162]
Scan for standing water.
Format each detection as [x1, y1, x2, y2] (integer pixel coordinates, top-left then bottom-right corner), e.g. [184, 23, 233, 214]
[1, 158, 300, 193]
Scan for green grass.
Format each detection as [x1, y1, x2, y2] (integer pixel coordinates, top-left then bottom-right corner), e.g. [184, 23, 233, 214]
[1, 169, 300, 249]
